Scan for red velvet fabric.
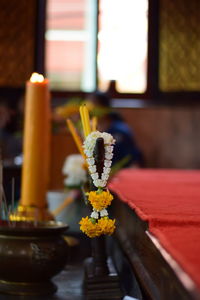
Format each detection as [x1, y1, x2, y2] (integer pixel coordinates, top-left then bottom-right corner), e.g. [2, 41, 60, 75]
[109, 169, 200, 288]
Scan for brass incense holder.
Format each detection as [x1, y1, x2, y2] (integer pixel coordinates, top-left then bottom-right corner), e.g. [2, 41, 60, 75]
[9, 205, 54, 222]
[0, 220, 69, 296]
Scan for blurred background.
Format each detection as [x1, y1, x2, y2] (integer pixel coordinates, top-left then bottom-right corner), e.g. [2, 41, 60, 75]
[0, 0, 200, 196]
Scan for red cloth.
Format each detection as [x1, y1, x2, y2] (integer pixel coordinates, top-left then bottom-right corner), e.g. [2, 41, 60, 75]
[109, 169, 200, 288]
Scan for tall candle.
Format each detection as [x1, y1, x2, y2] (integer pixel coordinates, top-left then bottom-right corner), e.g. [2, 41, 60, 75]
[20, 73, 50, 208]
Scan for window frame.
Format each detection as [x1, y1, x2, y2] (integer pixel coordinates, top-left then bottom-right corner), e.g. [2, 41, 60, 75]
[3, 0, 198, 105]
[44, 0, 200, 104]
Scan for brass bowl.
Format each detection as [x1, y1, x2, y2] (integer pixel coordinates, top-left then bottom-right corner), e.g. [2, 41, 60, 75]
[0, 220, 69, 296]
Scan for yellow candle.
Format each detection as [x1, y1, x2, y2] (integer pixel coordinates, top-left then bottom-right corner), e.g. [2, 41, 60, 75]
[66, 119, 85, 158]
[20, 73, 51, 208]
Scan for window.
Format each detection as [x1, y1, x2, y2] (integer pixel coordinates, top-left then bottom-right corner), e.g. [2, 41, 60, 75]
[45, 0, 97, 92]
[45, 0, 148, 94]
[98, 0, 148, 93]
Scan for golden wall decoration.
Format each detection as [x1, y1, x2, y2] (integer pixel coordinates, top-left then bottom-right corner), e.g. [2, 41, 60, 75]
[0, 0, 36, 87]
[159, 0, 200, 91]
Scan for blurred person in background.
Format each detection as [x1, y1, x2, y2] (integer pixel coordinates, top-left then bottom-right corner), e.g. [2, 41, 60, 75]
[88, 90, 144, 168]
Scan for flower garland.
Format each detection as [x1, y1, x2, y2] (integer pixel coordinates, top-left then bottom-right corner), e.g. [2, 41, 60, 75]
[84, 131, 115, 188]
[80, 216, 115, 238]
[79, 130, 116, 238]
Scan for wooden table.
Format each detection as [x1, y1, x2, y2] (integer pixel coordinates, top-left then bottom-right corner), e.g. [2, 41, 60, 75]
[111, 198, 200, 300]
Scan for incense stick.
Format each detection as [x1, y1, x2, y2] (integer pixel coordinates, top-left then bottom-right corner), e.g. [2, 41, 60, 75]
[83, 105, 91, 136]
[66, 119, 85, 158]
[79, 105, 91, 137]
[92, 116, 97, 131]
[52, 196, 74, 217]
[2, 189, 10, 224]
[11, 177, 15, 215]
[79, 106, 87, 138]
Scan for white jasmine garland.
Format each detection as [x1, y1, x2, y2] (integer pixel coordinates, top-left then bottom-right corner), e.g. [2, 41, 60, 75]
[86, 158, 95, 165]
[91, 210, 99, 219]
[84, 131, 115, 154]
[93, 179, 100, 187]
[89, 165, 96, 173]
[94, 179, 107, 188]
[103, 167, 111, 174]
[97, 180, 107, 187]
[104, 160, 112, 168]
[84, 150, 93, 157]
[105, 146, 113, 153]
[91, 173, 98, 180]
[102, 132, 114, 144]
[90, 207, 108, 220]
[105, 152, 113, 160]
[100, 208, 108, 217]
[84, 131, 115, 188]
[101, 173, 109, 181]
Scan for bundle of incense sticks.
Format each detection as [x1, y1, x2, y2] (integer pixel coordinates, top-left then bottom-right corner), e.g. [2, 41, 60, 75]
[66, 105, 97, 157]
[0, 156, 9, 221]
[79, 105, 91, 138]
[66, 119, 85, 158]
[57, 105, 93, 217]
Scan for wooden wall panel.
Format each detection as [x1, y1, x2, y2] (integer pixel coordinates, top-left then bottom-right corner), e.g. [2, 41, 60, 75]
[159, 0, 200, 91]
[49, 106, 200, 190]
[0, 0, 36, 87]
[119, 106, 200, 169]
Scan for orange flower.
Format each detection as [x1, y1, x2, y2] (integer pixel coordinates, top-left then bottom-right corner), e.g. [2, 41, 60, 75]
[79, 216, 116, 238]
[79, 216, 101, 238]
[98, 218, 116, 235]
[55, 104, 80, 118]
[88, 190, 113, 211]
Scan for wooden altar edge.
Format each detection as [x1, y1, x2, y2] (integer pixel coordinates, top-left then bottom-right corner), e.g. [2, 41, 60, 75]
[146, 232, 197, 297]
[111, 198, 200, 300]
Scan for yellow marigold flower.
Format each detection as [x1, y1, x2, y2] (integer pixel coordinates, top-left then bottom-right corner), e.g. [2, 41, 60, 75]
[84, 101, 94, 112]
[98, 218, 116, 235]
[88, 190, 113, 211]
[79, 216, 102, 238]
[55, 102, 93, 119]
[55, 105, 79, 118]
